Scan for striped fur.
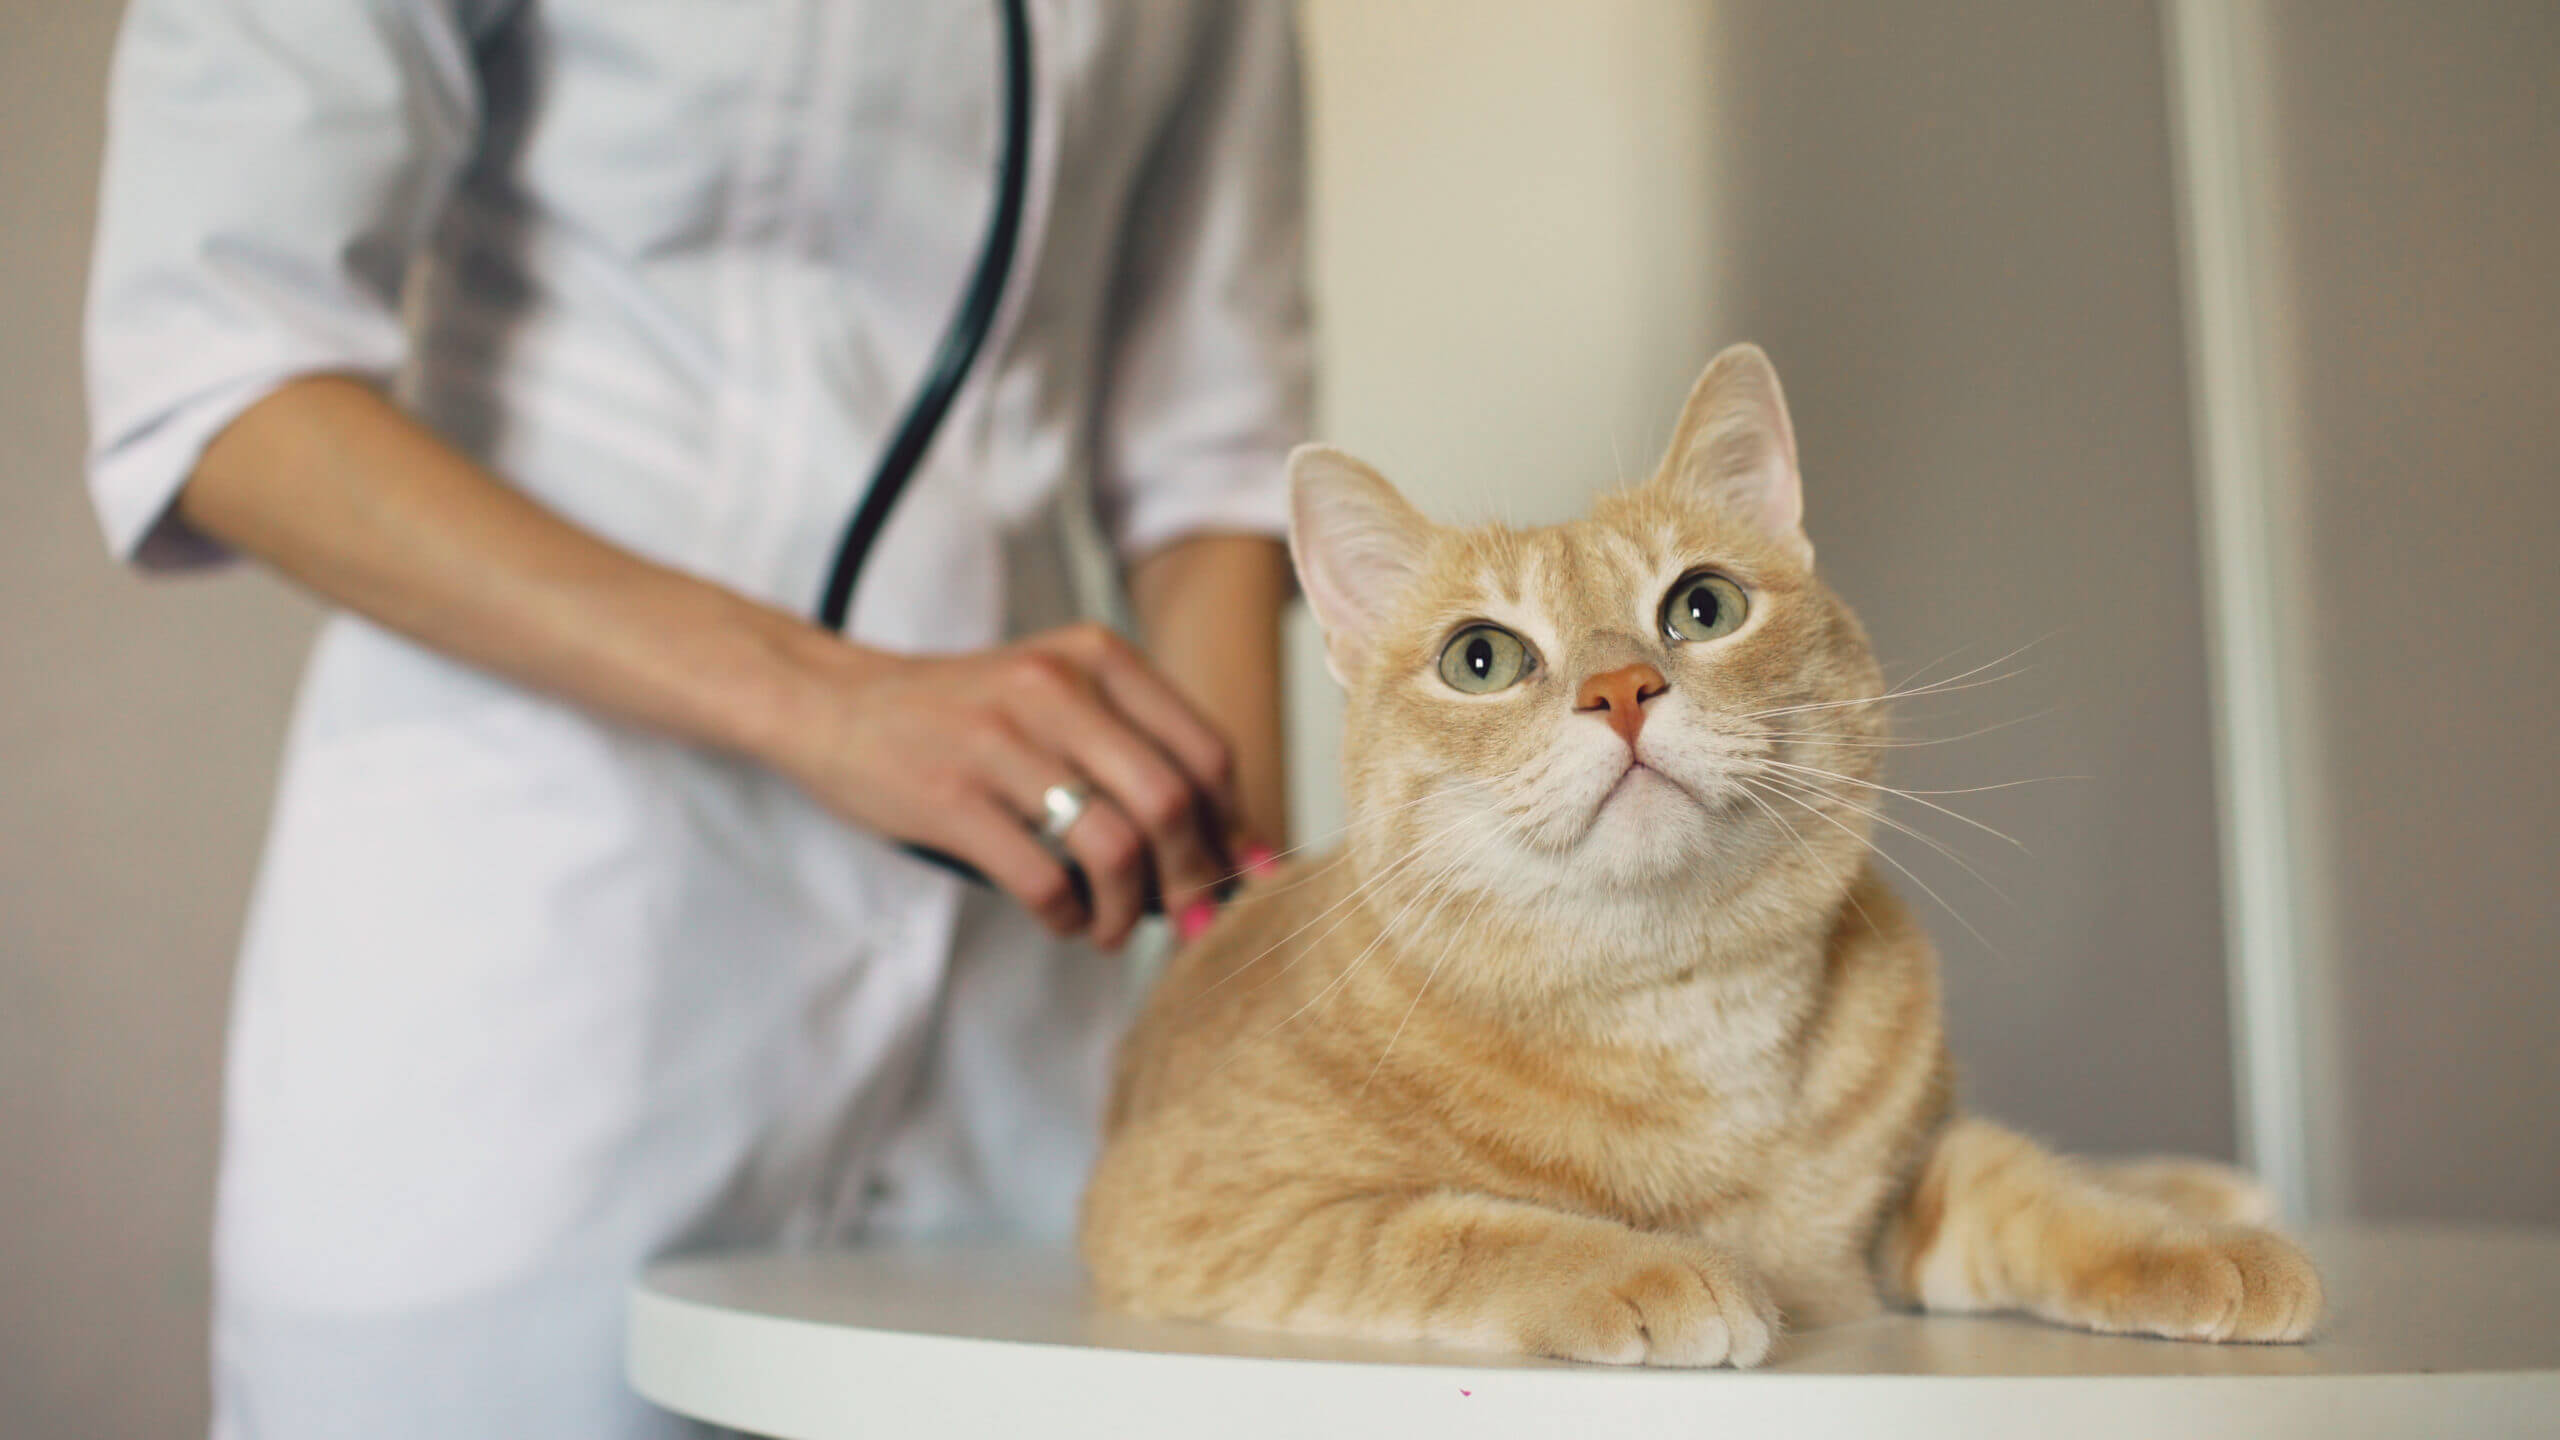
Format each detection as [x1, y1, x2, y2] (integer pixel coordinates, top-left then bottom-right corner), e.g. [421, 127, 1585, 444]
[1081, 346, 2319, 1365]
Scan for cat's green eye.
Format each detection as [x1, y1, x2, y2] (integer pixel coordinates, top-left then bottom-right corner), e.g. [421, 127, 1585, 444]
[1662, 571, 1749, 643]
[1437, 624, 1534, 694]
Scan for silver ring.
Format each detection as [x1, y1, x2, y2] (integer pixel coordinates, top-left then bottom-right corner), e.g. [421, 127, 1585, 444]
[1037, 781, 1092, 844]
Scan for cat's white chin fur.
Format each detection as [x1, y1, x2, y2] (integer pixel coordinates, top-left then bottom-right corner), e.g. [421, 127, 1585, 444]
[1584, 768, 1711, 864]
[1492, 759, 1754, 898]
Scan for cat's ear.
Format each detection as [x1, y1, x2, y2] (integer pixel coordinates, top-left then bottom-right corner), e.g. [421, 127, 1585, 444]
[1654, 343, 1810, 564]
[1288, 444, 1431, 685]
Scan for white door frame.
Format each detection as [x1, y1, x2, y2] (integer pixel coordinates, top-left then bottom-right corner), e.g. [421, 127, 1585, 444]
[2160, 0, 2345, 1221]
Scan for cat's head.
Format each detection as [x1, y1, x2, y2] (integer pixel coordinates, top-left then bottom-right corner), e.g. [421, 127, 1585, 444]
[1291, 344, 1884, 985]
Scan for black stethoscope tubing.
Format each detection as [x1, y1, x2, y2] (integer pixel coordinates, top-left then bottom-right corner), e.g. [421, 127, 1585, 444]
[814, 0, 1032, 637]
[815, 0, 1134, 908]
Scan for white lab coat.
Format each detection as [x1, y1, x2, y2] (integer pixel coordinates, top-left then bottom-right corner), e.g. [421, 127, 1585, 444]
[84, 2, 1308, 1435]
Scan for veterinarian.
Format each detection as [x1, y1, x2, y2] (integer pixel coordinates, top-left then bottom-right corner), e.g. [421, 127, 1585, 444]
[83, 2, 1304, 1435]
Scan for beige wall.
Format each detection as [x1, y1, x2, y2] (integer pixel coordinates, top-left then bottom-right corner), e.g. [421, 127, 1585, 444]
[1686, 0, 2241, 1159]
[2255, 0, 2560, 1223]
[2, 4, 319, 1436]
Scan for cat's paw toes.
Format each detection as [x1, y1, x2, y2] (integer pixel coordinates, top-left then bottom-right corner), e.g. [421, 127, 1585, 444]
[2077, 1225, 2323, 1343]
[1514, 1238, 1778, 1368]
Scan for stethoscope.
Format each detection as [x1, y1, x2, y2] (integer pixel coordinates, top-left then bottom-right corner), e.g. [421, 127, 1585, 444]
[811, 0, 1172, 915]
[812, 0, 1029, 640]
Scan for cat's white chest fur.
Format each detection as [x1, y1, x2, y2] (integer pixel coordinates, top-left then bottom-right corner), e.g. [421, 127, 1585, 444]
[1626, 960, 1819, 1138]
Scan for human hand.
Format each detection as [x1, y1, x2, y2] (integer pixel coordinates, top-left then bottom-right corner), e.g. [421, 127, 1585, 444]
[768, 621, 1254, 949]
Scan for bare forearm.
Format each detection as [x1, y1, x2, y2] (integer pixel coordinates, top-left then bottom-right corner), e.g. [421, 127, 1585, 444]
[179, 375, 855, 767]
[1127, 532, 1294, 847]
[181, 378, 1255, 943]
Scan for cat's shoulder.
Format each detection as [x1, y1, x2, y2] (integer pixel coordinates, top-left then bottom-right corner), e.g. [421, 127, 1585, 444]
[1151, 851, 1361, 1007]
[1824, 864, 1937, 980]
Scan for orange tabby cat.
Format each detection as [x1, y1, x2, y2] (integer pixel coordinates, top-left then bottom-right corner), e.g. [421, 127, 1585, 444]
[1080, 344, 2321, 1366]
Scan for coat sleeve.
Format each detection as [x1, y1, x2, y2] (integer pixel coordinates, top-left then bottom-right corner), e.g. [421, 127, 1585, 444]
[1090, 1, 1314, 563]
[82, 0, 508, 570]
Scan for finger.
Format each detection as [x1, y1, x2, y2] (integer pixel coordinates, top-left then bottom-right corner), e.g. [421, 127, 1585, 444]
[962, 717, 1153, 947]
[923, 793, 1088, 937]
[1053, 795, 1150, 951]
[1009, 684, 1227, 914]
[1038, 624, 1240, 824]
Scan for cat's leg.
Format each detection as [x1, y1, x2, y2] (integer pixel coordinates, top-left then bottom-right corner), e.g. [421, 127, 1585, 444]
[1096, 1187, 1779, 1367]
[2091, 1156, 2277, 1226]
[1875, 1118, 2322, 1342]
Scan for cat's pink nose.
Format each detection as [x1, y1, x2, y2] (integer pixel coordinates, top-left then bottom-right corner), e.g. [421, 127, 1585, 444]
[1575, 663, 1668, 745]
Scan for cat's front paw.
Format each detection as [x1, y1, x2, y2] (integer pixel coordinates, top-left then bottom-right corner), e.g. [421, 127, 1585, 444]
[2070, 1224, 2323, 1343]
[1505, 1234, 1778, 1367]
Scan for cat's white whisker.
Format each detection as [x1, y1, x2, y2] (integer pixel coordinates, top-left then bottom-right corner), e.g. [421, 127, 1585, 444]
[1762, 760, 2089, 807]
[1736, 784, 1883, 938]
[1357, 870, 1503, 1095]
[1738, 639, 2044, 725]
[1872, 630, 2055, 696]
[1301, 820, 1514, 1010]
[1203, 784, 1495, 917]
[1209, 780, 1492, 892]
[1183, 794, 1495, 1009]
[1731, 707, 2056, 752]
[1205, 782, 1524, 1014]
[1292, 816, 1519, 1002]
[1743, 756, 2035, 849]
[1880, 640, 1982, 691]
[1738, 664, 2030, 725]
[1745, 775, 2003, 955]
[1750, 767, 2014, 903]
[1206, 817, 1520, 1074]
